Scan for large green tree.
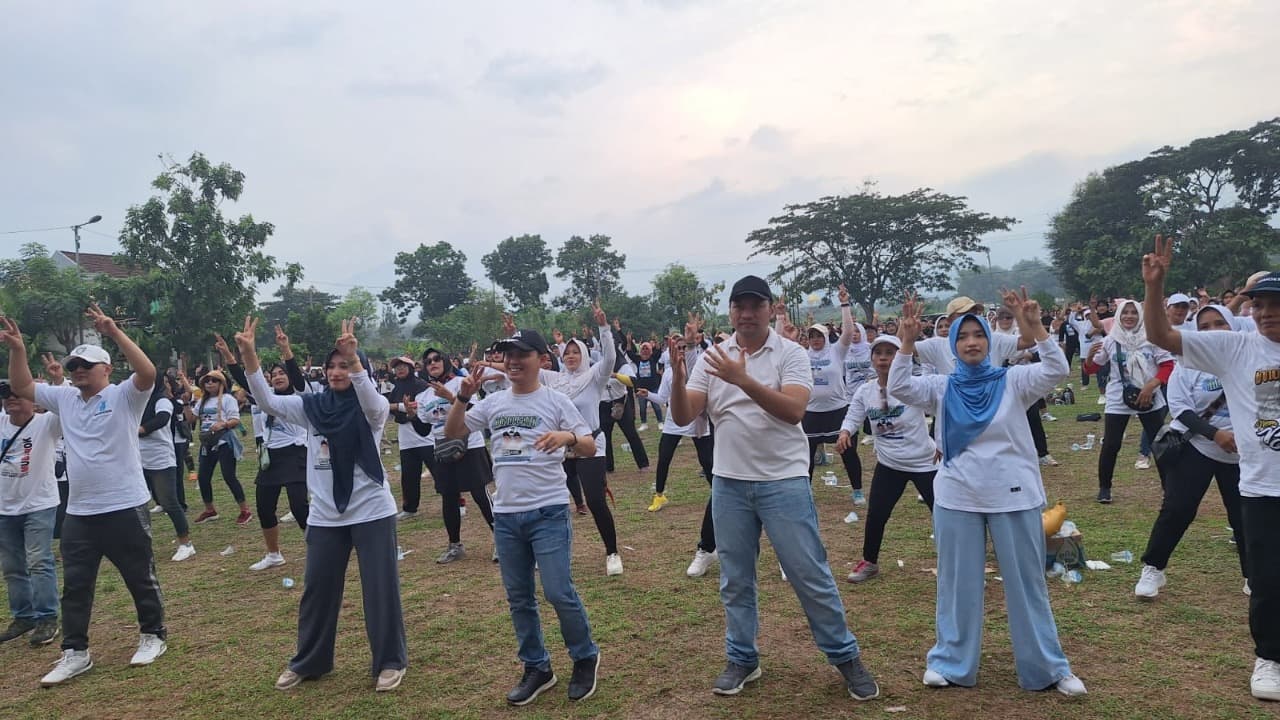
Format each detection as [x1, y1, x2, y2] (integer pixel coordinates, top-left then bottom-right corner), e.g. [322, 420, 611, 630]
[380, 242, 474, 324]
[115, 152, 279, 359]
[956, 258, 1065, 306]
[649, 263, 724, 331]
[746, 182, 1017, 320]
[0, 242, 94, 352]
[482, 234, 551, 310]
[553, 234, 626, 309]
[1049, 118, 1280, 298]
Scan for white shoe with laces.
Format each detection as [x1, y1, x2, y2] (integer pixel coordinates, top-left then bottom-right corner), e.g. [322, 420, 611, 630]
[1252, 657, 1280, 701]
[1056, 674, 1087, 696]
[638, 423, 648, 432]
[250, 552, 286, 571]
[1245, 580, 1252, 596]
[1135, 456, 1152, 470]
[41, 649, 93, 686]
[686, 549, 718, 577]
[130, 633, 167, 666]
[279, 511, 296, 524]
[171, 543, 196, 562]
[922, 668, 949, 687]
[606, 553, 623, 576]
[1134, 564, 1166, 599]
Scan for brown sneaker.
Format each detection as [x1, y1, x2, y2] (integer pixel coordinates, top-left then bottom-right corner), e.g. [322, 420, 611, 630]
[194, 509, 219, 524]
[235, 509, 254, 526]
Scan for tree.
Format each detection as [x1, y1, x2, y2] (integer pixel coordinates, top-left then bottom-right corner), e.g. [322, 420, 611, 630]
[415, 288, 504, 352]
[116, 152, 279, 359]
[957, 258, 1064, 306]
[256, 282, 340, 360]
[650, 263, 724, 330]
[0, 242, 94, 351]
[746, 183, 1017, 320]
[553, 234, 626, 309]
[482, 234, 552, 310]
[380, 242, 473, 323]
[1049, 118, 1280, 298]
[330, 287, 379, 330]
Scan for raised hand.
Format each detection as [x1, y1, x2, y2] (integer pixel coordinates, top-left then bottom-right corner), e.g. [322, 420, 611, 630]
[502, 313, 517, 337]
[684, 311, 702, 346]
[702, 343, 749, 387]
[213, 333, 235, 364]
[0, 316, 25, 352]
[84, 302, 120, 339]
[427, 382, 454, 404]
[592, 299, 608, 327]
[336, 317, 359, 359]
[233, 315, 260, 353]
[666, 335, 687, 378]
[1142, 234, 1174, 286]
[274, 324, 294, 357]
[41, 352, 64, 383]
[898, 291, 922, 343]
[838, 284, 850, 305]
[456, 369, 484, 399]
[552, 328, 564, 344]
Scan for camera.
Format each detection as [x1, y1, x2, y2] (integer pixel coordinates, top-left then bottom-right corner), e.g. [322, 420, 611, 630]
[0, 381, 10, 400]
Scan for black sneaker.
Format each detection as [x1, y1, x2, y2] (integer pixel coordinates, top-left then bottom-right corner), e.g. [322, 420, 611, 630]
[29, 619, 60, 646]
[1097, 488, 1112, 504]
[567, 653, 599, 701]
[836, 657, 880, 700]
[507, 666, 556, 706]
[712, 661, 762, 695]
[0, 618, 37, 643]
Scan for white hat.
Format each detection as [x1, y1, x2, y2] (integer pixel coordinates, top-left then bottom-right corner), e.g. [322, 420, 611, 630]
[869, 335, 902, 351]
[1166, 293, 1192, 307]
[807, 324, 830, 335]
[63, 344, 111, 366]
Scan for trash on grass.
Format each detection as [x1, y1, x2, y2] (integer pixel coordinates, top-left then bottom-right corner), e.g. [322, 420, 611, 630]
[219, 545, 235, 556]
[1085, 560, 1112, 571]
[282, 577, 295, 588]
[1110, 550, 1134, 564]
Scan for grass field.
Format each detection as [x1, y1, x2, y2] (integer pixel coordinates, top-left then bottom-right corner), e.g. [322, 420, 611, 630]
[0, 380, 1271, 719]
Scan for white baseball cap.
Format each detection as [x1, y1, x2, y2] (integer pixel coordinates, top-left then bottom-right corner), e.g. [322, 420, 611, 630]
[1165, 293, 1192, 307]
[63, 344, 111, 366]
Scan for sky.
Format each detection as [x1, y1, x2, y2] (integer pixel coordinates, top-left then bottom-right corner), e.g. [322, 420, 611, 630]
[2, 0, 1277, 305]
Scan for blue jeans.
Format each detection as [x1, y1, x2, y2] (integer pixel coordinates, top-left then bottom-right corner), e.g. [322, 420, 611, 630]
[0, 507, 59, 622]
[638, 395, 664, 424]
[494, 504, 598, 670]
[712, 475, 860, 667]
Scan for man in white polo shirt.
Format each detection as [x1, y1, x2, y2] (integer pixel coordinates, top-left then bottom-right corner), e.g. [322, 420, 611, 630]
[1, 305, 165, 687]
[668, 275, 880, 701]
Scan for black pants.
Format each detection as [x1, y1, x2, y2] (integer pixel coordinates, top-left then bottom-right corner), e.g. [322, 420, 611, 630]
[655, 433, 714, 494]
[173, 442, 190, 510]
[61, 504, 165, 651]
[290, 516, 407, 678]
[1064, 337, 1080, 375]
[399, 445, 436, 513]
[807, 438, 863, 490]
[1141, 444, 1244, 574]
[601, 395, 650, 472]
[863, 465, 935, 564]
[1242, 497, 1280, 661]
[1025, 404, 1049, 457]
[257, 484, 311, 531]
[198, 442, 246, 505]
[54, 481, 69, 539]
[1097, 411, 1166, 491]
[563, 456, 618, 555]
[437, 448, 495, 544]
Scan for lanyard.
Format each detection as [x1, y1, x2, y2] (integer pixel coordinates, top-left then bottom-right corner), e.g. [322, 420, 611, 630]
[1, 417, 35, 458]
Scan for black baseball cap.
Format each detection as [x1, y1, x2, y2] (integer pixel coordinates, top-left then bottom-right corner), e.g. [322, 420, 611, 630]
[729, 275, 773, 303]
[1242, 271, 1280, 298]
[495, 328, 550, 355]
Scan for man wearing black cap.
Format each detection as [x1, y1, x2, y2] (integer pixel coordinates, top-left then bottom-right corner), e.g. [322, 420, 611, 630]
[668, 275, 880, 701]
[1143, 238, 1280, 702]
[444, 328, 602, 706]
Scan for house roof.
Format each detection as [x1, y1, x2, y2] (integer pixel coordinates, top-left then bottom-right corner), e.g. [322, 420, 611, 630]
[54, 251, 142, 279]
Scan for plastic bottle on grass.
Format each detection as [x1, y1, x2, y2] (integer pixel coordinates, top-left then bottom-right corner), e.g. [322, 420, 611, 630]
[1110, 550, 1134, 564]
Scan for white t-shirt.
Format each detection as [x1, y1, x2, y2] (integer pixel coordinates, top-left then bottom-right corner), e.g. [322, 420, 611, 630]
[35, 377, 153, 515]
[251, 405, 267, 439]
[247, 369, 397, 526]
[916, 333, 1021, 376]
[887, 338, 1068, 512]
[842, 382, 937, 473]
[395, 407, 434, 449]
[261, 397, 308, 450]
[139, 398, 176, 470]
[1068, 311, 1099, 343]
[1092, 337, 1173, 415]
[416, 376, 485, 449]
[843, 345, 874, 401]
[540, 325, 614, 459]
[807, 342, 849, 412]
[1179, 331, 1280, 497]
[464, 384, 591, 513]
[0, 411, 62, 515]
[1167, 365, 1235, 465]
[645, 369, 709, 438]
[194, 393, 241, 447]
[686, 329, 812, 481]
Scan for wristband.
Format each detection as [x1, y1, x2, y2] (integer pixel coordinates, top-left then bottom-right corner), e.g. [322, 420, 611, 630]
[840, 303, 850, 307]
[455, 394, 472, 404]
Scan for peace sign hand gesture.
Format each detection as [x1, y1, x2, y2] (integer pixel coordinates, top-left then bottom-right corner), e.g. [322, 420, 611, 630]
[336, 317, 359, 360]
[85, 303, 120, 339]
[213, 333, 235, 364]
[41, 353, 64, 384]
[592, 300, 608, 328]
[233, 315, 260, 354]
[0, 316, 25, 353]
[684, 311, 702, 346]
[274, 325, 294, 360]
[838, 284, 850, 305]
[898, 291, 923, 346]
[502, 313, 517, 337]
[666, 335, 687, 379]
[1142, 234, 1174, 288]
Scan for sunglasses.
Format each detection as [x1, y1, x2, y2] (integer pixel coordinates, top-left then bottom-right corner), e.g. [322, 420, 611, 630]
[425, 355, 443, 363]
[203, 378, 223, 384]
[64, 359, 101, 373]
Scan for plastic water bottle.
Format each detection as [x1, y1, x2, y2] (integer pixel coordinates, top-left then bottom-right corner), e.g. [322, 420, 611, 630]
[1071, 442, 1082, 451]
[1084, 433, 1096, 450]
[282, 577, 295, 589]
[822, 471, 838, 487]
[1064, 569, 1083, 584]
[1062, 385, 1075, 405]
[1110, 550, 1134, 564]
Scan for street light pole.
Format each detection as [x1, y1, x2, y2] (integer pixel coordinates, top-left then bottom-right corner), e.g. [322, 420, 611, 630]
[70, 215, 102, 344]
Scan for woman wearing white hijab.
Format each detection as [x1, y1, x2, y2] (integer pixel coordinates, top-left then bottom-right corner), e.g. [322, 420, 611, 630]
[1084, 299, 1175, 503]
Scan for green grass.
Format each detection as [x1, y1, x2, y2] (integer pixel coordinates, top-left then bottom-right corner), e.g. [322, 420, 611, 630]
[0, 380, 1273, 719]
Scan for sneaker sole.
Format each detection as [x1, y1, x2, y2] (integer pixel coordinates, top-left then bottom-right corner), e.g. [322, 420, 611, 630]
[712, 666, 762, 695]
[41, 659, 93, 686]
[275, 673, 305, 691]
[848, 682, 880, 701]
[508, 675, 557, 706]
[847, 573, 879, 583]
[569, 653, 599, 702]
[130, 643, 167, 667]
[251, 560, 287, 571]
[194, 516, 219, 524]
[30, 628, 61, 646]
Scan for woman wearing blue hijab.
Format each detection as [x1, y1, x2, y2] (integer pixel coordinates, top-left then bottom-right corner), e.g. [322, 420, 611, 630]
[888, 287, 1086, 697]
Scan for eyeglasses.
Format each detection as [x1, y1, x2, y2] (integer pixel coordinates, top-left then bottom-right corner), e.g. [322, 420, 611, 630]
[64, 360, 101, 373]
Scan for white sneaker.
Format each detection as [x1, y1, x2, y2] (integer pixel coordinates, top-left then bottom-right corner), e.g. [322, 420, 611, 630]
[606, 553, 623, 576]
[41, 649, 93, 686]
[1097, 396, 1106, 405]
[395, 510, 417, 521]
[861, 435, 874, 445]
[250, 552, 286, 571]
[279, 512, 296, 524]
[638, 424, 649, 432]
[1042, 413, 1057, 422]
[1252, 657, 1280, 701]
[843, 511, 859, 524]
[1039, 454, 1060, 467]
[130, 633, 167, 666]
[1135, 456, 1152, 470]
[150, 505, 164, 514]
[922, 668, 949, 687]
[459, 505, 467, 517]
[1056, 673, 1087, 696]
[779, 563, 787, 582]
[1134, 564, 1166, 598]
[1245, 580, 1252, 596]
[686, 549, 718, 577]
[171, 543, 196, 562]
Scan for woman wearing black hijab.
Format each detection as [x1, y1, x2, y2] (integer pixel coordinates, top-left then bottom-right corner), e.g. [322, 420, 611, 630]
[384, 355, 432, 520]
[237, 316, 407, 693]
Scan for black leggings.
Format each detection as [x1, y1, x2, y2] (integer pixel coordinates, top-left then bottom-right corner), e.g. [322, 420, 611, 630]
[442, 488, 494, 544]
[1142, 444, 1244, 575]
[807, 437, 863, 490]
[437, 448, 495, 544]
[399, 445, 436, 513]
[1097, 411, 1166, 490]
[655, 433, 714, 494]
[601, 395, 650, 471]
[862, 465, 935, 564]
[564, 456, 618, 555]
[257, 484, 311, 530]
[198, 443, 246, 505]
[1025, 404, 1049, 457]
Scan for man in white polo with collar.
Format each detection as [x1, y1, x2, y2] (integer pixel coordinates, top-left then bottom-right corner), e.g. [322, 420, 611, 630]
[1, 305, 166, 687]
[668, 275, 880, 701]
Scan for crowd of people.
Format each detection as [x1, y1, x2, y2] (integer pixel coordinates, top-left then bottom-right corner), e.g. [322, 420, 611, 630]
[0, 240, 1278, 706]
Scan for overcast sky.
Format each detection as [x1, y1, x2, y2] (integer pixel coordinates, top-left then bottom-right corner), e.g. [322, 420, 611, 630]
[2, 0, 1277, 302]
